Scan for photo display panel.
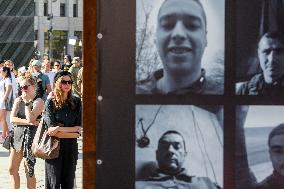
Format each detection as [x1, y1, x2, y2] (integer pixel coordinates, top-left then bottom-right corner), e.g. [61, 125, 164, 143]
[85, 0, 284, 188]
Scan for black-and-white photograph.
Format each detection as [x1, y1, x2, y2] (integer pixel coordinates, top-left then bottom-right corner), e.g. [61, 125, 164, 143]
[235, 0, 284, 95]
[135, 105, 223, 188]
[235, 106, 284, 189]
[136, 0, 224, 95]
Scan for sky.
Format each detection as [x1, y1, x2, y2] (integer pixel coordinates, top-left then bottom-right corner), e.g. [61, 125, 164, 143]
[245, 106, 284, 128]
[136, 0, 225, 69]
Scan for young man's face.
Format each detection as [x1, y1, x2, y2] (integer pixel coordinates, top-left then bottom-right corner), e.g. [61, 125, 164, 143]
[258, 37, 284, 84]
[156, 133, 187, 174]
[269, 134, 284, 177]
[156, 0, 207, 76]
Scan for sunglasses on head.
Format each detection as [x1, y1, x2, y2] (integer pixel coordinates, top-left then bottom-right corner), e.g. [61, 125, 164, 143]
[20, 85, 31, 90]
[61, 80, 73, 85]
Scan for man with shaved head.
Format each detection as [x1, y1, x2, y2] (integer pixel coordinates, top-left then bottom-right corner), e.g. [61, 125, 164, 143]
[136, 0, 223, 95]
[136, 130, 221, 189]
[252, 124, 284, 189]
[237, 31, 284, 95]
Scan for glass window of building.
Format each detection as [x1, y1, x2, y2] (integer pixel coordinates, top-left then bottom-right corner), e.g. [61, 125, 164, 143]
[44, 2, 48, 16]
[44, 30, 68, 60]
[35, 30, 38, 40]
[74, 31, 82, 58]
[60, 3, 66, 17]
[73, 4, 78, 17]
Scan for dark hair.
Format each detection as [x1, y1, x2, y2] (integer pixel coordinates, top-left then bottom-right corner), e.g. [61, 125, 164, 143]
[258, 31, 284, 48]
[64, 54, 72, 62]
[268, 123, 284, 147]
[2, 67, 11, 79]
[54, 71, 72, 84]
[158, 0, 207, 29]
[158, 130, 187, 151]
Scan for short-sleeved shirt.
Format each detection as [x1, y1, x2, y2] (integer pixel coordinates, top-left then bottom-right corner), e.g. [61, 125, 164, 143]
[43, 71, 56, 89]
[0, 77, 12, 109]
[32, 72, 50, 100]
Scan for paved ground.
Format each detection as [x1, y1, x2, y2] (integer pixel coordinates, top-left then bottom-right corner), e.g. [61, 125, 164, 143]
[0, 137, 82, 189]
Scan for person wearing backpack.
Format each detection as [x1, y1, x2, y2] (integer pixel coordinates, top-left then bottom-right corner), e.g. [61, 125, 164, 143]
[31, 60, 51, 101]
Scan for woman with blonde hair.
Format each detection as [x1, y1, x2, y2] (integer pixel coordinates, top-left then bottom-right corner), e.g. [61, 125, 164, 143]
[44, 71, 81, 189]
[0, 67, 13, 138]
[9, 76, 44, 189]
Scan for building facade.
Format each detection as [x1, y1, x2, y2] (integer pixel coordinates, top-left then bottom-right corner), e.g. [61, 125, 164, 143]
[0, 0, 35, 68]
[34, 0, 83, 61]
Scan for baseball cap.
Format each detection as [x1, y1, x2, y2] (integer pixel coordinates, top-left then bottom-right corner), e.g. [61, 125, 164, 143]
[31, 60, 42, 67]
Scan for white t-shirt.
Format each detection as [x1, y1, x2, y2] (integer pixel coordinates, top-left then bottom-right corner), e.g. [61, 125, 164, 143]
[0, 78, 12, 98]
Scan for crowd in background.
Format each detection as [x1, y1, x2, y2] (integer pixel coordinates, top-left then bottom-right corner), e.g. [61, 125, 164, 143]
[0, 54, 83, 189]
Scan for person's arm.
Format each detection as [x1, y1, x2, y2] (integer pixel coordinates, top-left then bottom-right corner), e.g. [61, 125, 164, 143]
[47, 97, 82, 138]
[10, 97, 35, 125]
[24, 98, 44, 124]
[54, 131, 80, 138]
[48, 126, 81, 138]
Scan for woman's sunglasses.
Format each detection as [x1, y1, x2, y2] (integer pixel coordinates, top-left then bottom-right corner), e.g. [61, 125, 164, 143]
[20, 85, 31, 90]
[54, 64, 60, 67]
[61, 80, 73, 85]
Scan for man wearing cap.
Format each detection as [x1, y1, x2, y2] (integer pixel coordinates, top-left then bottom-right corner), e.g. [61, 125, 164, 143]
[136, 0, 223, 95]
[63, 54, 72, 72]
[252, 124, 284, 189]
[136, 130, 221, 189]
[31, 59, 51, 100]
[68, 57, 82, 97]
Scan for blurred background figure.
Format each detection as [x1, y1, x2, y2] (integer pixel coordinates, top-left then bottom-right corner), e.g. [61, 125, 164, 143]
[52, 61, 62, 73]
[63, 54, 72, 72]
[0, 67, 12, 139]
[4, 60, 18, 98]
[31, 60, 51, 101]
[77, 66, 83, 98]
[41, 55, 56, 90]
[69, 57, 82, 97]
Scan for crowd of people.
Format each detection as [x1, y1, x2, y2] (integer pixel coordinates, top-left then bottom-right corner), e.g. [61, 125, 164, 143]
[0, 54, 83, 189]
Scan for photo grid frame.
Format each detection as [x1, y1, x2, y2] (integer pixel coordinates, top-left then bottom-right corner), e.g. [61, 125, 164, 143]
[84, 0, 284, 188]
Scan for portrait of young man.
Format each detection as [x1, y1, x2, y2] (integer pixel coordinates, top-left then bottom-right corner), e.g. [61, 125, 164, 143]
[235, 106, 284, 189]
[237, 32, 284, 95]
[136, 0, 224, 95]
[235, 0, 284, 95]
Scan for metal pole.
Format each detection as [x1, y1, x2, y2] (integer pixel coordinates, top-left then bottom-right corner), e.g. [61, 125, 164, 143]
[49, 0, 53, 59]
